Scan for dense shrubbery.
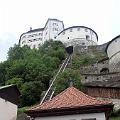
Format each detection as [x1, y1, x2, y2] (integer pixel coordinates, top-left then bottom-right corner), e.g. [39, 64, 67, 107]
[0, 40, 105, 107]
[0, 40, 66, 107]
[53, 68, 83, 95]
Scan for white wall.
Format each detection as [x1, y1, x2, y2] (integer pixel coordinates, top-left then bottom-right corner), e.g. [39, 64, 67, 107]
[107, 37, 120, 72]
[35, 112, 105, 120]
[20, 20, 98, 49]
[0, 97, 17, 120]
[20, 19, 64, 49]
[20, 30, 43, 49]
[56, 27, 98, 47]
[43, 19, 64, 41]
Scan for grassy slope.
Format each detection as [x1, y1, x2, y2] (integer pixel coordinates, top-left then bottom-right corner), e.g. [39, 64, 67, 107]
[110, 116, 120, 120]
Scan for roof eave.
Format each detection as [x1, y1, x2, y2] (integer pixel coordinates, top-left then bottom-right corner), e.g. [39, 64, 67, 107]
[26, 104, 113, 118]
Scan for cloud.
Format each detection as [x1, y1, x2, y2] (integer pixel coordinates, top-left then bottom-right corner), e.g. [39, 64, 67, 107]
[0, 0, 119, 61]
[0, 32, 17, 62]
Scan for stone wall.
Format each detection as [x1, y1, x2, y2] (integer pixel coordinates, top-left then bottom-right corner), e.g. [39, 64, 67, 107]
[81, 72, 120, 83]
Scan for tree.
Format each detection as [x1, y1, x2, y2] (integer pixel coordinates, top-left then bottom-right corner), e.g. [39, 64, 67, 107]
[54, 68, 83, 95]
[20, 81, 44, 106]
[5, 77, 24, 88]
[0, 40, 67, 107]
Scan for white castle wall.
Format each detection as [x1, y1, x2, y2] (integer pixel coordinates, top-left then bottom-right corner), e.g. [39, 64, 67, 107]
[107, 36, 120, 72]
[20, 19, 64, 49]
[43, 19, 64, 41]
[19, 19, 98, 49]
[20, 30, 43, 48]
[56, 26, 98, 47]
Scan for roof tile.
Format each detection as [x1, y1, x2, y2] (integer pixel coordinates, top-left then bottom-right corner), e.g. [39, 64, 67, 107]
[28, 87, 112, 111]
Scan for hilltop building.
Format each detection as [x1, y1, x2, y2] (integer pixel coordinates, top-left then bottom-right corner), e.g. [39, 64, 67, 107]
[26, 87, 113, 120]
[19, 18, 98, 49]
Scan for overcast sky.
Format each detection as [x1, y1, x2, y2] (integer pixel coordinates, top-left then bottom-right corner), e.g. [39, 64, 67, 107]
[0, 0, 120, 62]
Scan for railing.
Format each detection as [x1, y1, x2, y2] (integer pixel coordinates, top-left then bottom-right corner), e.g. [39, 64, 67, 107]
[40, 54, 71, 104]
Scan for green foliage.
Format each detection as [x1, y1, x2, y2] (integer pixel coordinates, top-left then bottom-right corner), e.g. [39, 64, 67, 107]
[6, 77, 24, 88]
[0, 40, 66, 107]
[17, 106, 29, 113]
[0, 39, 106, 107]
[54, 68, 83, 95]
[20, 81, 44, 106]
[110, 116, 120, 120]
[72, 51, 106, 69]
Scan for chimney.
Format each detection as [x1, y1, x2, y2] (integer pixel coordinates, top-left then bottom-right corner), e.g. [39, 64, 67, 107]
[30, 27, 32, 31]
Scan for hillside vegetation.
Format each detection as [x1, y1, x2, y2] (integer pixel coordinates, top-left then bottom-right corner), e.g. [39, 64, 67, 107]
[0, 40, 106, 107]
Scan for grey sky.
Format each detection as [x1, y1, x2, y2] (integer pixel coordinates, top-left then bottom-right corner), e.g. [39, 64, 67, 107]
[0, 0, 120, 62]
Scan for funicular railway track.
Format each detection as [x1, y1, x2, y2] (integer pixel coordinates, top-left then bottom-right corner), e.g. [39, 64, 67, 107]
[40, 54, 72, 104]
[40, 46, 73, 104]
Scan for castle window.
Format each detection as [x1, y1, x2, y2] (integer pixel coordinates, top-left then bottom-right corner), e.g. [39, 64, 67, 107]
[68, 37, 69, 39]
[85, 28, 88, 32]
[38, 33, 43, 36]
[86, 35, 90, 40]
[77, 27, 80, 31]
[62, 31, 65, 35]
[82, 43, 85, 45]
[70, 28, 72, 32]
[85, 76, 87, 79]
[22, 35, 26, 39]
[53, 28, 58, 31]
[115, 40, 117, 42]
[97, 77, 99, 80]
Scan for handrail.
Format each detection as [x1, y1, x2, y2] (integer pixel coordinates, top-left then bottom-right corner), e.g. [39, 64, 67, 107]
[40, 55, 70, 104]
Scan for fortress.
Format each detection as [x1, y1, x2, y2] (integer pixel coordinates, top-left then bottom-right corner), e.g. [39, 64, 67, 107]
[19, 18, 120, 110]
[19, 18, 120, 82]
[19, 18, 98, 48]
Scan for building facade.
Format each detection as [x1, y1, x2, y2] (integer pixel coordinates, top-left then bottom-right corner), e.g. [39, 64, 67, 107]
[19, 19, 98, 49]
[0, 84, 20, 120]
[19, 19, 64, 49]
[56, 26, 98, 47]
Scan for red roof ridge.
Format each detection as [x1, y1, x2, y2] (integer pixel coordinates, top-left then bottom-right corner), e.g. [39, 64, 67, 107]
[28, 86, 112, 111]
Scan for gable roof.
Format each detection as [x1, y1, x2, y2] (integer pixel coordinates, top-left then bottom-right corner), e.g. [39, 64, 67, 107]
[27, 87, 112, 112]
[0, 84, 21, 105]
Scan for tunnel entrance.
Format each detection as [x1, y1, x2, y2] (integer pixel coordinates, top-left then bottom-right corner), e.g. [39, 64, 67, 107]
[65, 46, 73, 54]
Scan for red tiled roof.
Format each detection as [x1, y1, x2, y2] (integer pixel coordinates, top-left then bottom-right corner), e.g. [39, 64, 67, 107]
[28, 87, 112, 111]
